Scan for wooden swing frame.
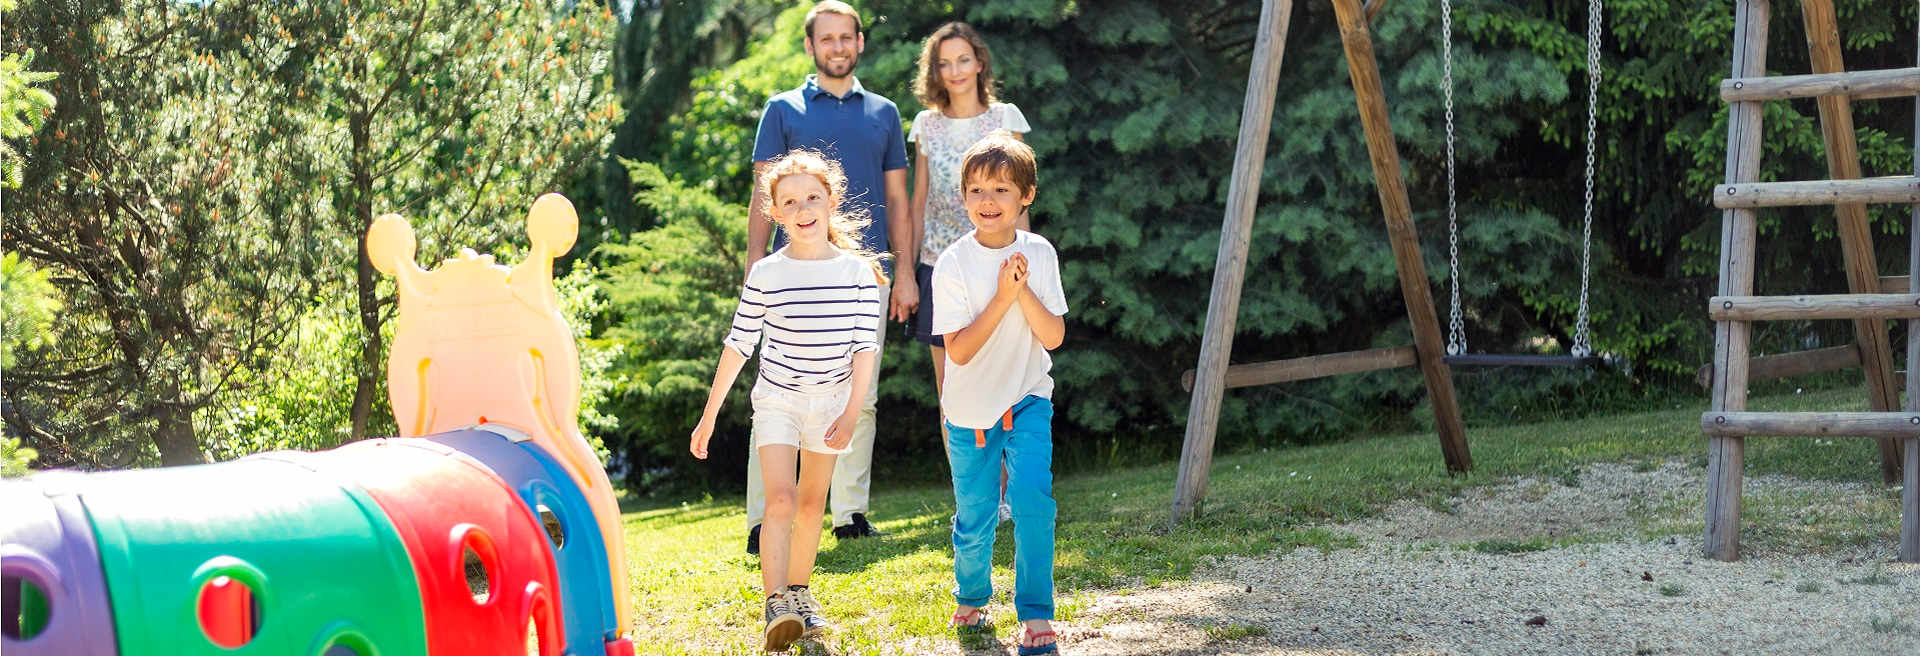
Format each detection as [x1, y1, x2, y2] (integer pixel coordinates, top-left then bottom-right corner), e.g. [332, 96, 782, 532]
[1171, 0, 1469, 525]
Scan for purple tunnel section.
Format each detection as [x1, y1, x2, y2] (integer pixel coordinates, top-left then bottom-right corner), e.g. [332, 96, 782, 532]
[1, 476, 120, 656]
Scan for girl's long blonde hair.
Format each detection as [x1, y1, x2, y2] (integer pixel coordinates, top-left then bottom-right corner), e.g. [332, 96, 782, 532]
[757, 149, 890, 285]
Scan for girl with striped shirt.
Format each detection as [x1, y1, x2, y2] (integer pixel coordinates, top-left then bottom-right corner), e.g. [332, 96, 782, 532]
[689, 150, 887, 650]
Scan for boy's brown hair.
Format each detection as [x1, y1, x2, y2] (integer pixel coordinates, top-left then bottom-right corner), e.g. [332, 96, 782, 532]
[914, 22, 997, 110]
[960, 130, 1037, 197]
[805, 1, 862, 38]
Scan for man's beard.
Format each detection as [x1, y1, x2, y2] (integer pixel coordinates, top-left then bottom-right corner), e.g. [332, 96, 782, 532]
[814, 51, 859, 80]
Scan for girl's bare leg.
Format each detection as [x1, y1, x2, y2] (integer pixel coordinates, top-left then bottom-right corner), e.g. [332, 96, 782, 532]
[758, 445, 801, 596]
[787, 449, 839, 585]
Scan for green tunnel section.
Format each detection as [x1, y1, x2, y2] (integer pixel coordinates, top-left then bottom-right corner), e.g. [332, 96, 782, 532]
[78, 458, 428, 656]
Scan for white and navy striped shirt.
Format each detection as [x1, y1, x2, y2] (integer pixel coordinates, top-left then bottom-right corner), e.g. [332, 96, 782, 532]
[724, 248, 882, 395]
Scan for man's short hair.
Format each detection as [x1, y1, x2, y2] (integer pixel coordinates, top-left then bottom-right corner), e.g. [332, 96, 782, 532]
[960, 131, 1037, 197]
[805, 1, 863, 39]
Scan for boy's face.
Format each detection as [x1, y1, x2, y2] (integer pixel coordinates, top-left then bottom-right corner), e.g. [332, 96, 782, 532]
[772, 174, 835, 245]
[962, 169, 1034, 236]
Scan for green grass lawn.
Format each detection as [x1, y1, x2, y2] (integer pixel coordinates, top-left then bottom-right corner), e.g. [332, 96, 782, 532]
[618, 386, 1898, 654]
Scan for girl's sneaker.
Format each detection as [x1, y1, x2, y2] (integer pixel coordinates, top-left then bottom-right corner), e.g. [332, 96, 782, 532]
[763, 592, 803, 651]
[785, 585, 830, 637]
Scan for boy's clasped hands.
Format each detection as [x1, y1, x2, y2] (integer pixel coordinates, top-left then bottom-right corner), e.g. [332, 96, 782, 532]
[997, 252, 1030, 298]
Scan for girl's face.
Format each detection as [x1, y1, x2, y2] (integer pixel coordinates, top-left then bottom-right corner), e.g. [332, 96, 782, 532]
[935, 37, 981, 101]
[962, 170, 1033, 236]
[772, 174, 835, 245]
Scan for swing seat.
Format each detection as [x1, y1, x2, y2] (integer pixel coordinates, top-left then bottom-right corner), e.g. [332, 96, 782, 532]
[1442, 353, 1601, 368]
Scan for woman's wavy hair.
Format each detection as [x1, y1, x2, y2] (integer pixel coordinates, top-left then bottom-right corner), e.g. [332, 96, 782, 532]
[914, 22, 997, 111]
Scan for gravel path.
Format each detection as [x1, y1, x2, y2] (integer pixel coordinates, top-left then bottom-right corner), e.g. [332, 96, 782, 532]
[920, 463, 1919, 655]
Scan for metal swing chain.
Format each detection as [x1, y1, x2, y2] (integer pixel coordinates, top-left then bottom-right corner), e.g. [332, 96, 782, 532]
[1571, 0, 1601, 359]
[1441, 0, 1465, 356]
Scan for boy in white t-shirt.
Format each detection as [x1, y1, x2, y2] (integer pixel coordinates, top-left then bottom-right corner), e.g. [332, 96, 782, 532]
[930, 132, 1066, 655]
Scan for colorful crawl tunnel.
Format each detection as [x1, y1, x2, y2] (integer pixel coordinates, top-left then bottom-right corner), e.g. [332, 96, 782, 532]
[2, 427, 629, 656]
[3, 195, 633, 655]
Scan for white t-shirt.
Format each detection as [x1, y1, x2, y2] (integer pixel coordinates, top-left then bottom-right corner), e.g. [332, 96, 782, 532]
[723, 248, 882, 395]
[910, 103, 1031, 264]
[931, 230, 1068, 429]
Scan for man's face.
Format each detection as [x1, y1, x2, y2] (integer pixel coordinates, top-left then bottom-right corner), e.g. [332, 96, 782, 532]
[805, 13, 863, 80]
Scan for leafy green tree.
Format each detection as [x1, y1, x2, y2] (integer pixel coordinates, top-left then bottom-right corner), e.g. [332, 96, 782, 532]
[6, 0, 319, 466]
[595, 161, 749, 485]
[226, 1, 621, 440]
[0, 38, 56, 188]
[591, 0, 784, 245]
[1, 436, 37, 477]
[1, 252, 61, 369]
[8, 0, 620, 466]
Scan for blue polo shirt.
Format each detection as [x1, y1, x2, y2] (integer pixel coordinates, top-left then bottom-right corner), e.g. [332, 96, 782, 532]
[753, 75, 909, 269]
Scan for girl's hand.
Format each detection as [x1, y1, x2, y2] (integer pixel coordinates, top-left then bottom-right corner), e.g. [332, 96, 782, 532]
[1009, 253, 1029, 284]
[822, 409, 858, 451]
[689, 418, 715, 459]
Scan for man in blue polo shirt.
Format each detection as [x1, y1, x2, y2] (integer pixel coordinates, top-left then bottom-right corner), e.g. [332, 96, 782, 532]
[742, 0, 911, 554]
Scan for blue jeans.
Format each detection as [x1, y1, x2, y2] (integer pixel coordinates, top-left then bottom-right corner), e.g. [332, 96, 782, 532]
[945, 395, 1055, 621]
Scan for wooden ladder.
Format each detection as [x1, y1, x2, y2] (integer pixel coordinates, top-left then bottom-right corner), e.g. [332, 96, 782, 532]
[1705, 0, 1919, 562]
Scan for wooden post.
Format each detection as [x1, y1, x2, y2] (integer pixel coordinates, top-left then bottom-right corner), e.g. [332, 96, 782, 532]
[1330, 0, 1471, 472]
[1904, 437, 1918, 561]
[1903, 20, 1919, 565]
[1706, 0, 1768, 563]
[1170, 0, 1295, 526]
[1801, 0, 1906, 484]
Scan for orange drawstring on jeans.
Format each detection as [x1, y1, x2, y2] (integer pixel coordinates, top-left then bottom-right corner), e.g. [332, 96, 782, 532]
[972, 408, 1015, 448]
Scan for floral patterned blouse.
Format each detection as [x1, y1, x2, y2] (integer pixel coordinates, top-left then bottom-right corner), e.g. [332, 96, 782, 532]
[910, 103, 1031, 264]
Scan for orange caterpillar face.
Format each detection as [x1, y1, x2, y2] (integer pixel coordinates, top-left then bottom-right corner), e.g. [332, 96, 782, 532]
[365, 195, 633, 639]
[368, 194, 581, 441]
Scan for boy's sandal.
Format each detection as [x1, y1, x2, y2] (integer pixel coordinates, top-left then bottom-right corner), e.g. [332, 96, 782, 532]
[1016, 626, 1059, 655]
[949, 607, 990, 630]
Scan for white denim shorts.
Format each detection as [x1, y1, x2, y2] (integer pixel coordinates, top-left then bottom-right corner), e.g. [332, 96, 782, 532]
[750, 382, 853, 455]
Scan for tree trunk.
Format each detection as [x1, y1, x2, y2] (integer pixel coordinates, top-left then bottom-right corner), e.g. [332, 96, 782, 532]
[151, 400, 206, 466]
[348, 113, 383, 441]
[350, 235, 382, 441]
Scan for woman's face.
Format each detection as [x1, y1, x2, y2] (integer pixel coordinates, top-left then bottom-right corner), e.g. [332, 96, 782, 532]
[936, 37, 981, 102]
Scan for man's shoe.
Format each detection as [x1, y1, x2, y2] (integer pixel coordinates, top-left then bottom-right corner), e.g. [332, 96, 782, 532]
[830, 512, 888, 539]
[762, 591, 803, 651]
[746, 524, 761, 556]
